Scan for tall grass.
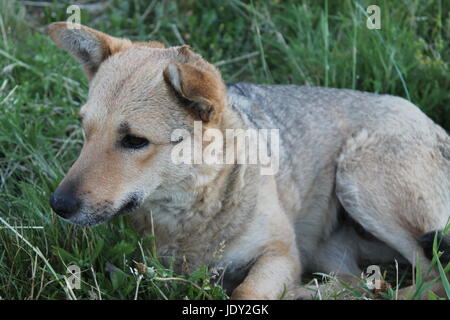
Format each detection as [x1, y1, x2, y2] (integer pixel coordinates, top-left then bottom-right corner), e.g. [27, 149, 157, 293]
[0, 0, 448, 299]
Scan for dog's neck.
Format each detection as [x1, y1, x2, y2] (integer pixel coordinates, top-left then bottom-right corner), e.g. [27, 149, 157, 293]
[129, 163, 259, 272]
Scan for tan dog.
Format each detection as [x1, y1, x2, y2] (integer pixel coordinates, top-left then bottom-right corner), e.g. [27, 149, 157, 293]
[47, 22, 450, 299]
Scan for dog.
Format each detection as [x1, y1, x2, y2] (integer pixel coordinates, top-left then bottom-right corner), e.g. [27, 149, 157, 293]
[47, 22, 450, 299]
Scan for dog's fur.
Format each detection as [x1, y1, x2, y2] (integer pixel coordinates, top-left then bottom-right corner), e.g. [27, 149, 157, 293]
[47, 22, 450, 299]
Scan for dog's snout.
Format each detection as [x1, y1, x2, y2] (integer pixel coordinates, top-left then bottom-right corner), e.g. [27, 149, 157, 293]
[50, 190, 81, 219]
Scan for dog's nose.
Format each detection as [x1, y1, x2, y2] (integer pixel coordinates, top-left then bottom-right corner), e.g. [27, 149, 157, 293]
[49, 191, 81, 219]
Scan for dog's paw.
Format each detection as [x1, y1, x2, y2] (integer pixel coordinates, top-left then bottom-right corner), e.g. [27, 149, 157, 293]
[230, 286, 269, 300]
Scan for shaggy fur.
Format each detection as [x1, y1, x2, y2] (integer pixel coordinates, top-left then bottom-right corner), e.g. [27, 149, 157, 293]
[47, 22, 450, 299]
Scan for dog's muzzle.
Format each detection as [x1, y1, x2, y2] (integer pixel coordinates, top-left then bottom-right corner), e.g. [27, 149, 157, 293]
[49, 188, 143, 226]
[49, 190, 81, 219]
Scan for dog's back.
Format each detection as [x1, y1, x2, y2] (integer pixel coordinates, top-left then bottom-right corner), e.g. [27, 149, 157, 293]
[228, 83, 450, 276]
[228, 82, 448, 190]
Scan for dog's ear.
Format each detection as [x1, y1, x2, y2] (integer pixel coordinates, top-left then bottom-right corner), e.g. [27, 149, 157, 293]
[163, 52, 226, 122]
[46, 22, 164, 79]
[46, 22, 129, 79]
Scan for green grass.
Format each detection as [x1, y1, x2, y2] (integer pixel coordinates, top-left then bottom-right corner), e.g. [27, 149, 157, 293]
[0, 0, 448, 300]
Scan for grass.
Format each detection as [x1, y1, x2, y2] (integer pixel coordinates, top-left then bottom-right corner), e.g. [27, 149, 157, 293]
[0, 0, 448, 300]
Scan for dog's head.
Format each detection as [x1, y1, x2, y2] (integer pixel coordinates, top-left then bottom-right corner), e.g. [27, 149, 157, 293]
[47, 22, 227, 226]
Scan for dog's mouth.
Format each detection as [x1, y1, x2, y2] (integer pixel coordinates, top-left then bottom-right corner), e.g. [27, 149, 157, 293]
[117, 195, 142, 215]
[65, 194, 143, 227]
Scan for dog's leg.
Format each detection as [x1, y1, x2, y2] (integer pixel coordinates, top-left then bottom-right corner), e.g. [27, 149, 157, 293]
[292, 224, 398, 299]
[229, 175, 301, 300]
[336, 129, 450, 299]
[294, 225, 362, 299]
[231, 241, 301, 300]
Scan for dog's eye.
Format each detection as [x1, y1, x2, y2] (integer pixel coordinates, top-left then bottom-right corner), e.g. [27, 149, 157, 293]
[121, 135, 149, 149]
